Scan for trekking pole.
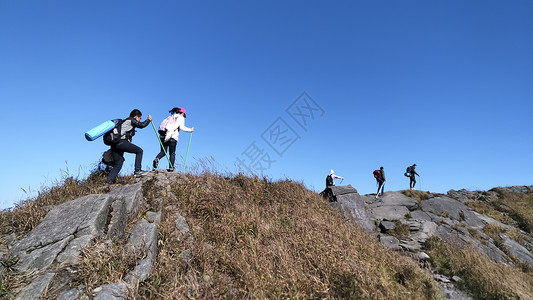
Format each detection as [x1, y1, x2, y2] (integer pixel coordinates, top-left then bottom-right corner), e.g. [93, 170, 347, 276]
[418, 175, 421, 191]
[340, 179, 344, 185]
[150, 121, 173, 169]
[376, 183, 384, 199]
[182, 132, 193, 173]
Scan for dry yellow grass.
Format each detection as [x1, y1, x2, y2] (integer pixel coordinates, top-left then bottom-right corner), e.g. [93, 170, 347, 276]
[137, 173, 439, 299]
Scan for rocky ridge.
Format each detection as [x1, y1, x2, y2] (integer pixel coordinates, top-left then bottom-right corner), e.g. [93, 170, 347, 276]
[325, 185, 533, 299]
[1, 170, 188, 300]
[2, 174, 532, 299]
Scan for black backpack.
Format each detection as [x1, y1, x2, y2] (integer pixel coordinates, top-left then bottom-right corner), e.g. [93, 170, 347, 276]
[326, 174, 334, 186]
[404, 166, 412, 177]
[102, 149, 115, 166]
[103, 119, 124, 146]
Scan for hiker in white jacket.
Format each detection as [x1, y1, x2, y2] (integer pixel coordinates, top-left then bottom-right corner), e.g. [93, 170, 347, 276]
[153, 107, 194, 171]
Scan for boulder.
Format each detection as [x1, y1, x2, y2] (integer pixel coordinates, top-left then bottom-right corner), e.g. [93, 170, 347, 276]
[379, 235, 401, 250]
[11, 194, 113, 274]
[329, 187, 375, 233]
[422, 196, 485, 228]
[500, 233, 533, 268]
[108, 182, 143, 217]
[15, 272, 55, 300]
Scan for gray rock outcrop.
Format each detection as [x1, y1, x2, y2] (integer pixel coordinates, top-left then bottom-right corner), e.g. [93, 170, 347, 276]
[6, 170, 186, 299]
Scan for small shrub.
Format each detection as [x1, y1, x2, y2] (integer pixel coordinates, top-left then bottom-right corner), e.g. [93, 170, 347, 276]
[402, 190, 431, 202]
[388, 221, 411, 239]
[424, 236, 533, 299]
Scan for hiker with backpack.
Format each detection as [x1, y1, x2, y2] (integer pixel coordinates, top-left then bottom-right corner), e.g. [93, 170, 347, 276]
[105, 109, 152, 185]
[153, 107, 194, 171]
[373, 166, 385, 197]
[405, 164, 419, 190]
[326, 170, 343, 187]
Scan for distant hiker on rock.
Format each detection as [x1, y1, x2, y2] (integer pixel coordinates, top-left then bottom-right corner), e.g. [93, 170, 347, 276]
[405, 164, 419, 190]
[326, 170, 343, 187]
[153, 107, 194, 172]
[373, 166, 385, 198]
[105, 109, 152, 185]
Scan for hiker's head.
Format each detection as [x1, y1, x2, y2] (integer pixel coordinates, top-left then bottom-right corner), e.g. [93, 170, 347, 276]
[130, 109, 142, 121]
[380, 166, 384, 170]
[177, 107, 187, 118]
[169, 107, 179, 114]
[413, 164, 417, 168]
[330, 170, 334, 175]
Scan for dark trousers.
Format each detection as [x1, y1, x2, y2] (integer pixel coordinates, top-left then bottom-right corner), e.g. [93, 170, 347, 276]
[410, 176, 416, 189]
[377, 180, 385, 195]
[155, 138, 177, 168]
[106, 141, 144, 183]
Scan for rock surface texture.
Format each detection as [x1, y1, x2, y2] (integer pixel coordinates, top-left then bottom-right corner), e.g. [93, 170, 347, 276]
[4, 170, 189, 299]
[5, 174, 532, 299]
[325, 185, 533, 299]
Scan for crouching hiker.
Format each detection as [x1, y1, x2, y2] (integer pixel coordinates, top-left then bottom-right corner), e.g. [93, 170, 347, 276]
[326, 170, 344, 187]
[153, 107, 194, 171]
[373, 166, 385, 198]
[105, 109, 152, 185]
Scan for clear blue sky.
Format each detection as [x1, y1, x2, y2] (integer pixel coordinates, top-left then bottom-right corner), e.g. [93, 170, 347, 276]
[1, 1, 532, 209]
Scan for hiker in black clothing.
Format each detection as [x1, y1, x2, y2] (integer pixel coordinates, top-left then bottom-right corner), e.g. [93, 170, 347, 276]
[106, 109, 152, 185]
[407, 164, 419, 190]
[375, 166, 385, 197]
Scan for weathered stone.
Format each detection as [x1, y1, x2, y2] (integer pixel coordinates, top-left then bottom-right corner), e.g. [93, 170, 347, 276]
[406, 221, 438, 247]
[58, 288, 81, 300]
[328, 185, 359, 196]
[146, 211, 162, 224]
[417, 252, 430, 261]
[180, 249, 193, 263]
[371, 206, 410, 221]
[409, 210, 433, 222]
[127, 219, 157, 256]
[500, 233, 533, 267]
[94, 282, 128, 300]
[15, 236, 73, 273]
[123, 219, 158, 286]
[379, 221, 396, 232]
[330, 192, 375, 234]
[473, 212, 514, 230]
[107, 197, 127, 241]
[175, 213, 190, 234]
[108, 182, 143, 217]
[56, 235, 93, 267]
[434, 274, 451, 283]
[422, 196, 484, 228]
[15, 272, 55, 300]
[321, 185, 358, 202]
[379, 235, 400, 250]
[11, 194, 112, 255]
[400, 236, 423, 251]
[373, 192, 420, 211]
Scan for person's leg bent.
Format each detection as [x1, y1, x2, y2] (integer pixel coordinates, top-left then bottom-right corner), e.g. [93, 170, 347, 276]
[117, 141, 143, 172]
[107, 148, 124, 183]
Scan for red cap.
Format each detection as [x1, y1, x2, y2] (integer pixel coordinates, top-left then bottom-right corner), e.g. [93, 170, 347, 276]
[178, 107, 186, 118]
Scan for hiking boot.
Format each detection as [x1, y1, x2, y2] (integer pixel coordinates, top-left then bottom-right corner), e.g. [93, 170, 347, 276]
[153, 158, 159, 169]
[167, 167, 174, 172]
[134, 170, 149, 178]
